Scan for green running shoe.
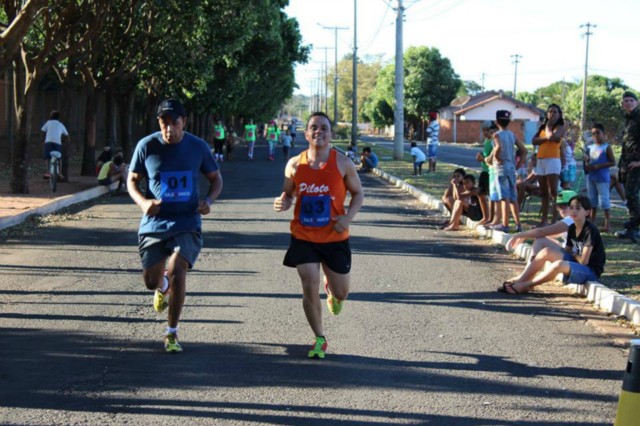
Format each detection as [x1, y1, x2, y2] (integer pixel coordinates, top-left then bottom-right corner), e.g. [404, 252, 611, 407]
[324, 279, 343, 315]
[307, 336, 327, 359]
[164, 333, 183, 353]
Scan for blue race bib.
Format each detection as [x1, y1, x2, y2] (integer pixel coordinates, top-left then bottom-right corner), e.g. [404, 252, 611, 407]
[300, 195, 331, 227]
[160, 171, 192, 203]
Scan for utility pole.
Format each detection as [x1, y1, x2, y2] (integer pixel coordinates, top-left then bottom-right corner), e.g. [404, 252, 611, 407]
[316, 47, 333, 113]
[481, 73, 485, 92]
[351, 0, 358, 146]
[580, 22, 596, 136]
[511, 54, 522, 96]
[393, 0, 404, 160]
[320, 25, 349, 125]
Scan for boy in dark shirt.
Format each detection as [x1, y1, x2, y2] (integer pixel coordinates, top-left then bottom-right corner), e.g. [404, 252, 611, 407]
[499, 195, 605, 294]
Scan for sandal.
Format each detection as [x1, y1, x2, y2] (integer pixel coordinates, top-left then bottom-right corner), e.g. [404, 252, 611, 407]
[497, 281, 522, 294]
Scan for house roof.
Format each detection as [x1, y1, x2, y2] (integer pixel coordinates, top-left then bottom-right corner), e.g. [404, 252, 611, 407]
[441, 90, 545, 117]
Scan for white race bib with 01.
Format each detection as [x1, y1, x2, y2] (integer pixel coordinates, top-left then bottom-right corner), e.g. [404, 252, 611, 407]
[160, 171, 192, 203]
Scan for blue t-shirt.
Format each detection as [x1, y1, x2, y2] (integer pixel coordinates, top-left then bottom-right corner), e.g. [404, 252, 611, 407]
[130, 131, 219, 235]
[368, 152, 379, 167]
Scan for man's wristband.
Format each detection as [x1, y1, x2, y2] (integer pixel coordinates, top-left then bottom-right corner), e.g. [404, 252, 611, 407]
[205, 197, 213, 206]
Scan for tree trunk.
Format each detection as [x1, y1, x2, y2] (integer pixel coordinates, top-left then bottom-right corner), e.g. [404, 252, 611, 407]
[105, 89, 117, 151]
[81, 90, 98, 176]
[117, 88, 135, 158]
[9, 59, 36, 194]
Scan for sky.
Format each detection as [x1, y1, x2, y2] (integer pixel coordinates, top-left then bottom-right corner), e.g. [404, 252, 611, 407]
[284, 0, 640, 98]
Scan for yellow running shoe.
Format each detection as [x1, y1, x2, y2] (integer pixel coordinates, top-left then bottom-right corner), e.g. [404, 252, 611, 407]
[324, 278, 343, 315]
[307, 336, 327, 359]
[153, 272, 170, 313]
[164, 333, 183, 353]
[153, 288, 170, 313]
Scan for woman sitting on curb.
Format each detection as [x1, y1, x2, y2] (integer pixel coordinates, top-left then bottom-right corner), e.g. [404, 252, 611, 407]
[498, 195, 605, 294]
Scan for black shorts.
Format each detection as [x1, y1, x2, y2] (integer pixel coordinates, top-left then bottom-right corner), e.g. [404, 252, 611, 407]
[465, 204, 483, 221]
[283, 236, 351, 274]
[478, 171, 489, 195]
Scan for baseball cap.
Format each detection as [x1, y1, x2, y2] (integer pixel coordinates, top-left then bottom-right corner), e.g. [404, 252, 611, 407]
[622, 91, 638, 101]
[157, 99, 186, 120]
[481, 120, 493, 129]
[496, 110, 511, 120]
[556, 190, 578, 205]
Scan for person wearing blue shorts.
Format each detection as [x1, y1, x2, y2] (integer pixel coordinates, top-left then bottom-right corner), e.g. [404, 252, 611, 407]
[486, 110, 527, 233]
[584, 123, 616, 232]
[499, 195, 605, 294]
[128, 99, 223, 353]
[425, 112, 440, 173]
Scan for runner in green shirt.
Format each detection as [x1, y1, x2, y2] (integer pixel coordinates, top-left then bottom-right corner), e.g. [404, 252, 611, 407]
[244, 119, 257, 160]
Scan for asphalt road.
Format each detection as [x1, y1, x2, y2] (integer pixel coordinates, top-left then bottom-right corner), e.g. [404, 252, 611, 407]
[361, 135, 483, 170]
[0, 142, 629, 425]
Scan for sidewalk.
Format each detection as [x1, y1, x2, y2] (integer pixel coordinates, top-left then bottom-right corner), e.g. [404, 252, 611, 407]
[0, 171, 113, 231]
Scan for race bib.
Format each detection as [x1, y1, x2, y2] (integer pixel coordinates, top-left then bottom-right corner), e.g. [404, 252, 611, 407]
[215, 131, 222, 138]
[248, 131, 254, 138]
[160, 171, 192, 203]
[269, 133, 277, 141]
[299, 195, 331, 227]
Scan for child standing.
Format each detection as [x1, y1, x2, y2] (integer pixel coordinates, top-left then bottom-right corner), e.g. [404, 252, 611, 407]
[585, 123, 616, 232]
[410, 142, 426, 175]
[475, 121, 494, 224]
[487, 110, 527, 233]
[280, 128, 293, 160]
[499, 195, 605, 294]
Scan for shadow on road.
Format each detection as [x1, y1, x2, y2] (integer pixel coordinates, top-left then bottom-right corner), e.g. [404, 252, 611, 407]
[0, 327, 618, 425]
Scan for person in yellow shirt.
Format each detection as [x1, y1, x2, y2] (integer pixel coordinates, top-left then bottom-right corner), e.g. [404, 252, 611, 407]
[97, 149, 128, 193]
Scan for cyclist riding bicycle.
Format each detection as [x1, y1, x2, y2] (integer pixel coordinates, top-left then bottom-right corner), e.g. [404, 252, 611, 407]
[41, 110, 69, 180]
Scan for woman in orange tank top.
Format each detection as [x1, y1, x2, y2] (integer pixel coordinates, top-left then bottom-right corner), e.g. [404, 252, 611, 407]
[532, 104, 566, 225]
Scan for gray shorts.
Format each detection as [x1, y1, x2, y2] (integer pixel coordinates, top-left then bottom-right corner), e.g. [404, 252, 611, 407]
[138, 231, 203, 269]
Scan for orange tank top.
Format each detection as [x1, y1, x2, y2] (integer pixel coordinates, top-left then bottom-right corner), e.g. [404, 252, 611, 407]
[291, 149, 348, 243]
[537, 129, 561, 159]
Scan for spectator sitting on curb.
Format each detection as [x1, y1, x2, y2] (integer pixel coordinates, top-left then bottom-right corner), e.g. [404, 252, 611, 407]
[97, 149, 128, 193]
[443, 174, 483, 231]
[441, 168, 466, 215]
[499, 195, 605, 294]
[505, 190, 577, 269]
[96, 146, 113, 175]
[360, 147, 378, 172]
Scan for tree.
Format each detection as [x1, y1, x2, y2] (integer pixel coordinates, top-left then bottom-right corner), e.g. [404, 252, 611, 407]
[362, 63, 395, 128]
[563, 75, 632, 142]
[403, 46, 461, 134]
[0, 0, 47, 69]
[331, 54, 382, 123]
[7, 1, 104, 194]
[458, 80, 484, 97]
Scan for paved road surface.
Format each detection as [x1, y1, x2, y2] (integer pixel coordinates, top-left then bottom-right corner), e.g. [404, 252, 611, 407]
[0, 143, 628, 425]
[361, 135, 483, 170]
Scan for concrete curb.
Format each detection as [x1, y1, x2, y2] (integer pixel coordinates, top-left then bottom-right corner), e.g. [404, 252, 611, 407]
[0, 183, 115, 231]
[371, 166, 640, 326]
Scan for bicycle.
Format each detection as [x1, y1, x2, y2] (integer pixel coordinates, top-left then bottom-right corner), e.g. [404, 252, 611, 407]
[49, 150, 62, 192]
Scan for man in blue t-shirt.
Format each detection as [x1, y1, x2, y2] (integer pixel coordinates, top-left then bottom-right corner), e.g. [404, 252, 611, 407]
[360, 146, 379, 172]
[127, 99, 223, 353]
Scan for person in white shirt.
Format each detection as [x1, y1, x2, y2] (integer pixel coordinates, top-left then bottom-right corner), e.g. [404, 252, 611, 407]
[410, 142, 426, 175]
[41, 110, 69, 179]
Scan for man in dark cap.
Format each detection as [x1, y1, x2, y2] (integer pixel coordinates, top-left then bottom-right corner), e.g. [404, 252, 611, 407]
[127, 99, 223, 352]
[616, 91, 640, 243]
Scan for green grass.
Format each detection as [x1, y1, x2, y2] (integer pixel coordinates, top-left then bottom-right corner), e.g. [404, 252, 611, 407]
[339, 139, 639, 295]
